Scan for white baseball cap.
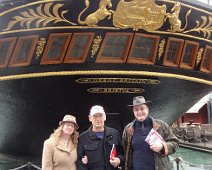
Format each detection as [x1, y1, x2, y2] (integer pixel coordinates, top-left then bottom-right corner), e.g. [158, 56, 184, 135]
[89, 105, 105, 116]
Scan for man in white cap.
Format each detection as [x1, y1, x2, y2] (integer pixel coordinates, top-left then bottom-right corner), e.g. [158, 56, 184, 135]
[77, 105, 125, 170]
[123, 96, 179, 170]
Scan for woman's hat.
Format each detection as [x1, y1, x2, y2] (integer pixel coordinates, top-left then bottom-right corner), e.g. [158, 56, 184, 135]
[59, 115, 79, 129]
[128, 96, 152, 107]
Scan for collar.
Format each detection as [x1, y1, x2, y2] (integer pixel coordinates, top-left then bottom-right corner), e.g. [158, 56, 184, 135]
[87, 126, 113, 141]
[127, 116, 160, 135]
[55, 139, 75, 153]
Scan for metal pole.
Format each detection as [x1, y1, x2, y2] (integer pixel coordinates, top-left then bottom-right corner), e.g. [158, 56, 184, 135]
[175, 157, 180, 170]
[207, 101, 211, 124]
[27, 162, 31, 170]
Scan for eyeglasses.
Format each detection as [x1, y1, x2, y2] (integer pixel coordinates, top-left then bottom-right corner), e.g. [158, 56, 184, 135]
[64, 122, 75, 128]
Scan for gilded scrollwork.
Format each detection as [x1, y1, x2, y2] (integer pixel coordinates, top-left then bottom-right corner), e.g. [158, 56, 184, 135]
[91, 36, 102, 58]
[158, 39, 166, 60]
[164, 2, 191, 33]
[196, 48, 204, 66]
[36, 38, 46, 60]
[78, 0, 114, 26]
[3, 2, 76, 31]
[113, 0, 167, 31]
[183, 16, 212, 39]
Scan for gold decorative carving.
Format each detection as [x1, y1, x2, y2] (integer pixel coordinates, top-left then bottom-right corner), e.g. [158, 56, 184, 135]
[78, 0, 114, 26]
[76, 78, 160, 84]
[164, 2, 191, 33]
[158, 39, 166, 60]
[3, 2, 76, 31]
[36, 38, 46, 60]
[91, 36, 102, 58]
[113, 0, 167, 31]
[196, 48, 204, 66]
[87, 88, 144, 93]
[184, 16, 212, 39]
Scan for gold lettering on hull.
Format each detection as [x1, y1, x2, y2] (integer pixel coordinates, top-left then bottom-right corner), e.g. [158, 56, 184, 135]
[113, 0, 166, 31]
[76, 78, 160, 84]
[36, 38, 46, 59]
[87, 88, 144, 93]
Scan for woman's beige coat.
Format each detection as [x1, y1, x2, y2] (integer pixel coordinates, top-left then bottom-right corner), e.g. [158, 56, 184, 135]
[42, 137, 77, 170]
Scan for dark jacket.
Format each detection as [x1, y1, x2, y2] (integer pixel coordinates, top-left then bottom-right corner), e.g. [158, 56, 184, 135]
[77, 126, 125, 170]
[122, 117, 179, 170]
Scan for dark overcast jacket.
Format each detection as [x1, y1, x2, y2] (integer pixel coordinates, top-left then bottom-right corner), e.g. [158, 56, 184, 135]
[122, 117, 179, 170]
[77, 126, 125, 170]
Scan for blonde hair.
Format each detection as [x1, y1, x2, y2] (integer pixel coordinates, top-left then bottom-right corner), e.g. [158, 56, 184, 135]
[50, 124, 79, 145]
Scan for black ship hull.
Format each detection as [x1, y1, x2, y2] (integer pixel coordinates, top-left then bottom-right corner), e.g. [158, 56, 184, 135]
[0, 0, 211, 157]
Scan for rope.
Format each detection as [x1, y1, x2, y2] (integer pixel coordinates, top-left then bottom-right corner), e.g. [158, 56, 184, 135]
[9, 164, 28, 170]
[9, 162, 41, 170]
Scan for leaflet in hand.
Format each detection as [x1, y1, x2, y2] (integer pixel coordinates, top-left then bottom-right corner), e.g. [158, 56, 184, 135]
[145, 128, 164, 145]
[110, 144, 117, 159]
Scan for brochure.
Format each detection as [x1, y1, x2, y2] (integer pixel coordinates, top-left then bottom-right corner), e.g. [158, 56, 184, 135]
[110, 144, 117, 159]
[145, 128, 164, 145]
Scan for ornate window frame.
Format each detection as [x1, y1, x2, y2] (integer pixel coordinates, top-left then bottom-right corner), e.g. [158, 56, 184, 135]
[127, 33, 159, 64]
[163, 37, 184, 67]
[96, 32, 133, 63]
[179, 40, 199, 69]
[200, 45, 212, 73]
[9, 35, 38, 67]
[41, 33, 71, 65]
[64, 32, 94, 63]
[0, 37, 16, 68]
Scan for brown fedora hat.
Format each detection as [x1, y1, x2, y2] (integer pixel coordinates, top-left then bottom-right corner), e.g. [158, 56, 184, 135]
[59, 115, 79, 129]
[128, 96, 152, 107]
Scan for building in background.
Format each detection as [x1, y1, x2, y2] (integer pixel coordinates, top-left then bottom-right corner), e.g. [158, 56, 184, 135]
[179, 93, 212, 124]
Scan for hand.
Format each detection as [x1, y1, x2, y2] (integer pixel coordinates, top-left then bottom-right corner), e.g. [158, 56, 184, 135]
[109, 157, 120, 168]
[82, 155, 88, 164]
[150, 142, 163, 153]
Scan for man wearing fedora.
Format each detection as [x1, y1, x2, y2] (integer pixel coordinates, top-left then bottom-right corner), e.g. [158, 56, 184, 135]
[77, 105, 125, 170]
[122, 96, 179, 170]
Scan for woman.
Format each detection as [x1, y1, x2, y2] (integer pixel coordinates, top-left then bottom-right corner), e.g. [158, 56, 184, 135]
[42, 115, 79, 170]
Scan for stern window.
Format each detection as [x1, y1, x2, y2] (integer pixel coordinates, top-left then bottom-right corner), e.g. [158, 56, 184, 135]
[200, 46, 212, 73]
[163, 38, 184, 67]
[0, 38, 16, 68]
[9, 35, 38, 67]
[41, 33, 71, 65]
[64, 33, 94, 63]
[127, 33, 159, 64]
[179, 41, 199, 69]
[96, 32, 133, 63]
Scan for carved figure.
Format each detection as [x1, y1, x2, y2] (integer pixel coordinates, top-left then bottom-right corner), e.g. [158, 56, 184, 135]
[113, 0, 166, 31]
[78, 0, 114, 26]
[164, 2, 191, 32]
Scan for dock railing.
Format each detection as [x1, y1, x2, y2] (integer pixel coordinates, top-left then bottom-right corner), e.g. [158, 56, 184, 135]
[172, 124, 212, 145]
[9, 162, 41, 170]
